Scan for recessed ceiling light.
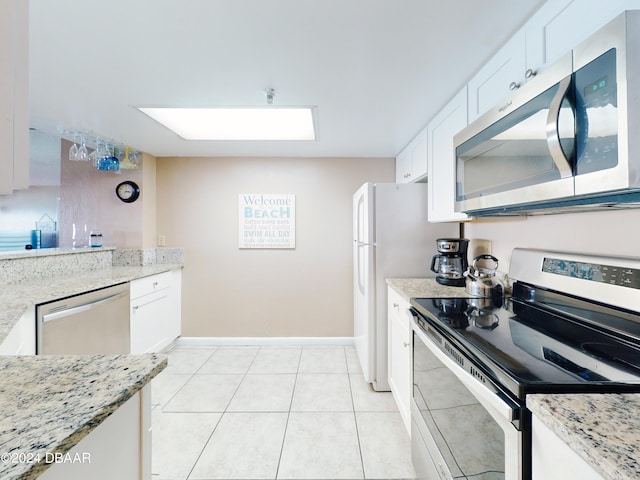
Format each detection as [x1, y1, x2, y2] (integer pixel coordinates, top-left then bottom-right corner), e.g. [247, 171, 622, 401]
[136, 106, 317, 141]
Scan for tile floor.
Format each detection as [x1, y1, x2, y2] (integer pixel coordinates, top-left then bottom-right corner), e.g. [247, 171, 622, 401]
[151, 345, 417, 480]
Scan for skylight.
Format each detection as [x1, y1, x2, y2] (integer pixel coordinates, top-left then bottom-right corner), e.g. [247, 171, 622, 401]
[137, 106, 317, 141]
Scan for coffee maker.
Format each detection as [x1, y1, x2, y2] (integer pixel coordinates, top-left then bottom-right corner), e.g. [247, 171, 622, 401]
[430, 238, 469, 286]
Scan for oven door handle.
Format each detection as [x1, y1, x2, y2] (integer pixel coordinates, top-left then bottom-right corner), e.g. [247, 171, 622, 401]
[455, 357, 523, 429]
[412, 311, 523, 429]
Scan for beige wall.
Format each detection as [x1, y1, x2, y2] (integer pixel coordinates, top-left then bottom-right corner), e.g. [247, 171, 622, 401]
[464, 209, 640, 273]
[156, 156, 395, 337]
[141, 153, 157, 248]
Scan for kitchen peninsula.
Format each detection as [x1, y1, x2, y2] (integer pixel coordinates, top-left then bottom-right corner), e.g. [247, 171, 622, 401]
[0, 354, 166, 480]
[0, 246, 183, 479]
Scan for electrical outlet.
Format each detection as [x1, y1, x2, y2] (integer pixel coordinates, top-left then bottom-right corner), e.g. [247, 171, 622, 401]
[158, 235, 166, 247]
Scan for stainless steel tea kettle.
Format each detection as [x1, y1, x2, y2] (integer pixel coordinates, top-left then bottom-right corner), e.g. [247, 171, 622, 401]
[465, 254, 504, 298]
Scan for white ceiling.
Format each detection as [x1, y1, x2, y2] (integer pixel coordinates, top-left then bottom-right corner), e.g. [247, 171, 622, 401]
[28, 0, 545, 158]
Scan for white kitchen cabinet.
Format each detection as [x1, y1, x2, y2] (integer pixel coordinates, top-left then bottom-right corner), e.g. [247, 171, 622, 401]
[0, 0, 29, 194]
[395, 127, 428, 184]
[427, 87, 469, 223]
[130, 270, 181, 353]
[395, 149, 412, 184]
[467, 29, 527, 123]
[0, 307, 36, 355]
[531, 415, 604, 480]
[527, 0, 637, 72]
[39, 386, 151, 480]
[387, 286, 412, 435]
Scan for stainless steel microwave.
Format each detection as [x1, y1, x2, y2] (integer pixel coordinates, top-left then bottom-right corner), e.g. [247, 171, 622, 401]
[454, 10, 640, 216]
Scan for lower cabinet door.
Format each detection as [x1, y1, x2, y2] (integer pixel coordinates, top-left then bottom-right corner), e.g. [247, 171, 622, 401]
[38, 389, 145, 480]
[388, 289, 412, 434]
[131, 289, 171, 354]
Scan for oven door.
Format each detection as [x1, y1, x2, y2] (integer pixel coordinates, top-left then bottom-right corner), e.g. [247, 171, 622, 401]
[411, 314, 527, 480]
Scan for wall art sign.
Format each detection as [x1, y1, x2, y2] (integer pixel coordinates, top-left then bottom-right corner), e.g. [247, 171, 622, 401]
[239, 194, 296, 249]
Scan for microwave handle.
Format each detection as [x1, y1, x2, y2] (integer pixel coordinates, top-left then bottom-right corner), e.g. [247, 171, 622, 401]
[545, 75, 573, 178]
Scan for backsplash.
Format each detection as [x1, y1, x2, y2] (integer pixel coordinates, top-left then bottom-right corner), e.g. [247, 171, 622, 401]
[112, 248, 184, 266]
[0, 247, 184, 285]
[0, 249, 113, 285]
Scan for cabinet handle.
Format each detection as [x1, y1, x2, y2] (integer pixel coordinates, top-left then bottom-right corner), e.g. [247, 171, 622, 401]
[153, 282, 159, 287]
[393, 303, 400, 311]
[403, 342, 411, 348]
[525, 68, 536, 79]
[133, 305, 139, 311]
[509, 81, 520, 91]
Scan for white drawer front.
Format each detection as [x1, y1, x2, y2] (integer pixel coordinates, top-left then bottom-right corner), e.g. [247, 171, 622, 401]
[130, 271, 172, 299]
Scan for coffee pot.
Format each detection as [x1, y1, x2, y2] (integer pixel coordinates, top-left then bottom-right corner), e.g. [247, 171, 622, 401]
[430, 238, 469, 287]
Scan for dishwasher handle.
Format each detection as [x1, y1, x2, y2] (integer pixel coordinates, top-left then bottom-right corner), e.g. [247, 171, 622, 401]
[42, 290, 129, 323]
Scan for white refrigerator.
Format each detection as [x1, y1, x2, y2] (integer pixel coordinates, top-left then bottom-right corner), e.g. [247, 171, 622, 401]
[353, 182, 458, 391]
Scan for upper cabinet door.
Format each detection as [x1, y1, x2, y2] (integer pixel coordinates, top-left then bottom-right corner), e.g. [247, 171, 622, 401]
[427, 87, 469, 223]
[525, 0, 632, 76]
[0, 0, 29, 194]
[408, 129, 428, 183]
[395, 127, 428, 184]
[395, 148, 412, 183]
[467, 29, 526, 124]
[12, 0, 29, 190]
[0, 0, 14, 194]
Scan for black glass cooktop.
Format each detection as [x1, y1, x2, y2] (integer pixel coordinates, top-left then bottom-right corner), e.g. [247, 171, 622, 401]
[410, 285, 640, 400]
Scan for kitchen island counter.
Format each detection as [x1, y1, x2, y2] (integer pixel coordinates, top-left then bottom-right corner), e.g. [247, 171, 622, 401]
[0, 353, 166, 480]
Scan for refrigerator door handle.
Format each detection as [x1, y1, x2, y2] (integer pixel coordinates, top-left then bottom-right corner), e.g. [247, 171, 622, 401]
[355, 240, 376, 247]
[356, 243, 365, 295]
[355, 193, 364, 245]
[355, 193, 366, 295]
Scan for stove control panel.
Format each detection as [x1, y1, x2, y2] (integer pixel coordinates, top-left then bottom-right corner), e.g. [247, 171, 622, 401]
[542, 257, 640, 289]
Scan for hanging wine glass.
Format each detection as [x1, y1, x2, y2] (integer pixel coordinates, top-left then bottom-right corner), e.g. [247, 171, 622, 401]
[78, 134, 88, 161]
[92, 138, 103, 168]
[68, 133, 79, 161]
[120, 147, 139, 169]
[129, 150, 141, 167]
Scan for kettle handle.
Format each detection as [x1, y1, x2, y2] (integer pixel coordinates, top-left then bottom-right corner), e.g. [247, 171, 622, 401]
[430, 254, 440, 273]
[472, 254, 499, 273]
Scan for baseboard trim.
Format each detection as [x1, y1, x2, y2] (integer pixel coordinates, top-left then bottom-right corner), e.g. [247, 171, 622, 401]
[175, 336, 355, 347]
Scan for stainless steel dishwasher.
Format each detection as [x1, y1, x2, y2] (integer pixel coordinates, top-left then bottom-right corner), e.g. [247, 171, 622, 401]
[36, 282, 130, 354]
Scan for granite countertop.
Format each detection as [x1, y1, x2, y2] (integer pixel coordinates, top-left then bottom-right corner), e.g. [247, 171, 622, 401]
[0, 353, 167, 480]
[386, 277, 473, 301]
[528, 393, 640, 480]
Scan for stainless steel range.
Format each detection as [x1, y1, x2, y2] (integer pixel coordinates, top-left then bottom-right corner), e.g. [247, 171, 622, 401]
[410, 248, 640, 480]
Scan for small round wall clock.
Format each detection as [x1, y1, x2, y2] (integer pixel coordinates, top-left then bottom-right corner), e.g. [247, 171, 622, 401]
[115, 180, 140, 203]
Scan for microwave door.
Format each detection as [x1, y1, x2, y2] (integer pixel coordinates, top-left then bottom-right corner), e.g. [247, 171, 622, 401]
[455, 71, 575, 213]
